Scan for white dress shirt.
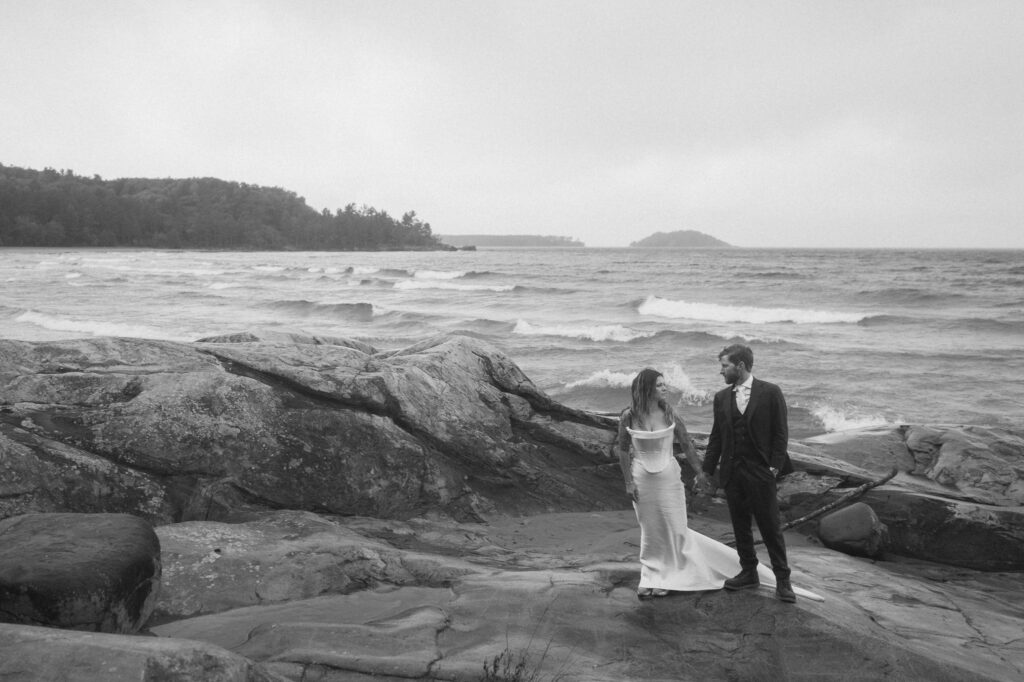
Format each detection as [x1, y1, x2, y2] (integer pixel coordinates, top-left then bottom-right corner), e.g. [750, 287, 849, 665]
[734, 375, 753, 414]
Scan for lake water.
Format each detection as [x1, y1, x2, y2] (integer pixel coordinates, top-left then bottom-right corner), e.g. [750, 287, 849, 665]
[2, 247, 1022, 437]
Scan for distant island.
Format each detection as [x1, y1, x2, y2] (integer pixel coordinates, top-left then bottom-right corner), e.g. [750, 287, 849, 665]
[438, 234, 584, 248]
[630, 230, 731, 248]
[0, 163, 452, 251]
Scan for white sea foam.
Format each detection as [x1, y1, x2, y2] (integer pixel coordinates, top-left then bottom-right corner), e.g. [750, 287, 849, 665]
[352, 266, 380, 275]
[638, 296, 865, 324]
[719, 330, 790, 344]
[562, 363, 711, 404]
[812, 405, 896, 433]
[15, 311, 174, 340]
[78, 256, 132, 266]
[513, 320, 654, 342]
[209, 282, 242, 290]
[65, 272, 82, 279]
[662, 365, 713, 404]
[563, 369, 635, 389]
[394, 280, 514, 292]
[413, 270, 466, 280]
[253, 265, 286, 273]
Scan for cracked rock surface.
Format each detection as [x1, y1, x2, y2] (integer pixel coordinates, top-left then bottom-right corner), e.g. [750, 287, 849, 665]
[1, 332, 1023, 680]
[0, 333, 621, 524]
[141, 510, 1023, 681]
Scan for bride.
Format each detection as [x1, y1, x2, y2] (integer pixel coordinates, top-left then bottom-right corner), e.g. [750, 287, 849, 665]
[615, 368, 822, 601]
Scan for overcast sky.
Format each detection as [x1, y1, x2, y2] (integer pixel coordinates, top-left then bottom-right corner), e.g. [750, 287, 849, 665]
[3, 1, 1022, 248]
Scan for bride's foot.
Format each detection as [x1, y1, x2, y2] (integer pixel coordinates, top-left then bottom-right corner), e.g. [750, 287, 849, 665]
[637, 588, 654, 600]
[650, 588, 670, 597]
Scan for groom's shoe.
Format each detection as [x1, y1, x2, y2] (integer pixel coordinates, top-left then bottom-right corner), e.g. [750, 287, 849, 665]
[724, 568, 760, 591]
[775, 579, 796, 603]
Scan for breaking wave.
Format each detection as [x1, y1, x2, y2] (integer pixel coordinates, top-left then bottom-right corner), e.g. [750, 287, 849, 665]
[513, 320, 655, 342]
[560, 363, 711, 405]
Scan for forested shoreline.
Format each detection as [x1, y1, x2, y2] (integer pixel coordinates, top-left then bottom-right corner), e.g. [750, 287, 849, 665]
[0, 164, 451, 250]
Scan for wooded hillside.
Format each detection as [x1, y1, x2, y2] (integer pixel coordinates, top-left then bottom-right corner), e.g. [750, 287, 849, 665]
[0, 164, 450, 251]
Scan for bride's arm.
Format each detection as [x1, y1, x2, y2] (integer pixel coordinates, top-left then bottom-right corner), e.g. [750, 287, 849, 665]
[669, 406, 706, 489]
[615, 409, 638, 501]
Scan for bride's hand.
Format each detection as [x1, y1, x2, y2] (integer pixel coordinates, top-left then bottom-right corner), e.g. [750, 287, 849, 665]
[625, 480, 638, 502]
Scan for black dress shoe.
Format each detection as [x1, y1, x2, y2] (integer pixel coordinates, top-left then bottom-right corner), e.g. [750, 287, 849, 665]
[776, 580, 796, 603]
[724, 569, 760, 591]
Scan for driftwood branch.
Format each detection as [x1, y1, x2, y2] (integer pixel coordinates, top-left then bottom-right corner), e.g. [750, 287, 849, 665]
[725, 466, 899, 547]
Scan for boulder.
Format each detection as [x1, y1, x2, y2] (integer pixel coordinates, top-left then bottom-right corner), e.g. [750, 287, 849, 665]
[797, 425, 1024, 570]
[817, 502, 888, 558]
[905, 425, 1024, 506]
[804, 424, 1024, 507]
[0, 333, 622, 525]
[0, 513, 160, 633]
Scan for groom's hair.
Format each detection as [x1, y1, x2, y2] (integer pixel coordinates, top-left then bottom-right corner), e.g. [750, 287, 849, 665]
[719, 344, 754, 371]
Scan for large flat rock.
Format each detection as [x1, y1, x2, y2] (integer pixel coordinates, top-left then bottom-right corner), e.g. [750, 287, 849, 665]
[146, 510, 1023, 682]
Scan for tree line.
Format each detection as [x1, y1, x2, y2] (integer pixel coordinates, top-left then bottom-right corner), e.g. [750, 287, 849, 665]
[0, 164, 451, 250]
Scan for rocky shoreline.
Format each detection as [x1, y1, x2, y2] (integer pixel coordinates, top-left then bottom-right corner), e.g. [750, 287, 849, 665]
[1, 332, 1022, 680]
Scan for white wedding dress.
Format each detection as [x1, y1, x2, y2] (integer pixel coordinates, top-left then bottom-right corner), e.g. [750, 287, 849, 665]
[628, 423, 823, 600]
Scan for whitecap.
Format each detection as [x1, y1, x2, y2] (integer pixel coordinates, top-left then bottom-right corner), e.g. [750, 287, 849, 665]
[513, 319, 654, 342]
[812, 405, 896, 433]
[560, 363, 711, 405]
[413, 270, 467, 280]
[660, 364, 713, 405]
[394, 280, 515, 292]
[638, 296, 865, 324]
[563, 369, 635, 389]
[718, 330, 789, 344]
[15, 311, 173, 340]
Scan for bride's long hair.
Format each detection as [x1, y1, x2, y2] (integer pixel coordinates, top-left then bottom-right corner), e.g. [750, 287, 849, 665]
[630, 368, 667, 429]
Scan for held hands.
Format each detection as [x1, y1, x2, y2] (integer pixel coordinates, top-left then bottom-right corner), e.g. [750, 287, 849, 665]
[693, 472, 713, 495]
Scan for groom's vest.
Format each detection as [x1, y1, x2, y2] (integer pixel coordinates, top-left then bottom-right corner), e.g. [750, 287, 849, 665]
[730, 391, 760, 464]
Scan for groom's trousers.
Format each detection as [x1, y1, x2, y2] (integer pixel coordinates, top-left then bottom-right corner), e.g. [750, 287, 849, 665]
[725, 456, 791, 580]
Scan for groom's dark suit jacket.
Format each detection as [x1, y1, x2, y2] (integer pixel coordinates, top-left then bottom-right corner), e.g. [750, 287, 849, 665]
[703, 377, 793, 486]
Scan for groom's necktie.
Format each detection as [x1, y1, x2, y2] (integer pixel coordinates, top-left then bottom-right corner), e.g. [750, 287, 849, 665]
[734, 384, 749, 414]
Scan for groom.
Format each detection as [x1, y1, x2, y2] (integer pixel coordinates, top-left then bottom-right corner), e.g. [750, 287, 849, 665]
[695, 344, 796, 602]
